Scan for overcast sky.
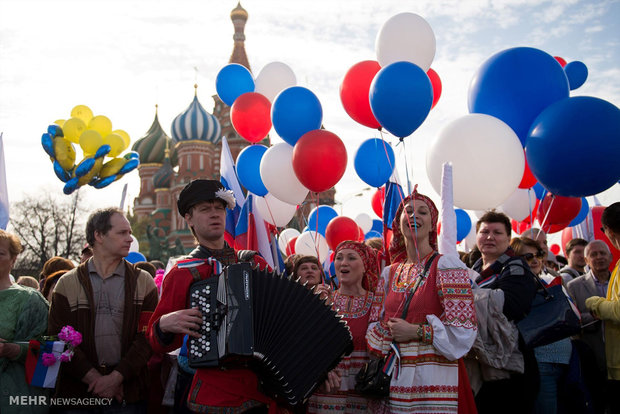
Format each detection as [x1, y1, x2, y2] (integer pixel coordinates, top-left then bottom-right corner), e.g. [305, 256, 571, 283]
[1, 0, 618, 230]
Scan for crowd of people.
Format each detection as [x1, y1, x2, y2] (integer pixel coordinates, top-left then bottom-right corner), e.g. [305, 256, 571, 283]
[1, 178, 619, 414]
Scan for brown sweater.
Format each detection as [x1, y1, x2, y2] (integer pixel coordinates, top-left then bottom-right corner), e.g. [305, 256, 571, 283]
[48, 260, 158, 403]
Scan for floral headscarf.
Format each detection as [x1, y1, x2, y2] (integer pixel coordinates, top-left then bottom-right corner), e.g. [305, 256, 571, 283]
[335, 240, 379, 292]
[388, 185, 439, 264]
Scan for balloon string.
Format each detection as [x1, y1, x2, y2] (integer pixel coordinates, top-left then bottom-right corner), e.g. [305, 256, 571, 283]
[314, 192, 321, 256]
[537, 194, 555, 236]
[528, 188, 534, 230]
[400, 138, 413, 195]
[377, 130, 421, 264]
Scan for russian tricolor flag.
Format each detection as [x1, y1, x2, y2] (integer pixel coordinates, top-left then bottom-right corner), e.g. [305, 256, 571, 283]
[220, 137, 246, 247]
[25, 340, 64, 388]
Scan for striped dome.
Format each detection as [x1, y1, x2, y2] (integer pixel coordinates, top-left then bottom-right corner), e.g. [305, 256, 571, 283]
[171, 94, 221, 144]
[132, 111, 178, 165]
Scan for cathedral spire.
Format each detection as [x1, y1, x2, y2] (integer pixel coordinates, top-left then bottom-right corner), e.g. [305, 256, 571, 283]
[229, 2, 251, 72]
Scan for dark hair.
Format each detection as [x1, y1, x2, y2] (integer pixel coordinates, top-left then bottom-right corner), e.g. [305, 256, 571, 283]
[284, 254, 301, 276]
[565, 238, 588, 256]
[602, 202, 620, 233]
[0, 229, 23, 258]
[85, 207, 125, 247]
[365, 237, 383, 250]
[40, 256, 75, 281]
[149, 260, 165, 270]
[135, 261, 157, 278]
[556, 255, 568, 266]
[476, 210, 512, 237]
[462, 246, 482, 269]
[42, 269, 69, 299]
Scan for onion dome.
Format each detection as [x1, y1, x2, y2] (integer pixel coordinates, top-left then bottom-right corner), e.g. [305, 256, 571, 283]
[132, 107, 178, 165]
[230, 2, 248, 20]
[153, 151, 174, 189]
[171, 85, 222, 144]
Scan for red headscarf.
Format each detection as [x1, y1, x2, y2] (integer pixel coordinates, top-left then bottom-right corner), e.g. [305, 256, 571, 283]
[388, 185, 439, 264]
[335, 240, 379, 292]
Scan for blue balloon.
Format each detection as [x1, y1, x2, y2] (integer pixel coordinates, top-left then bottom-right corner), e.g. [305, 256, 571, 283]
[118, 158, 139, 175]
[94, 144, 111, 159]
[41, 133, 55, 158]
[271, 86, 323, 146]
[63, 177, 79, 195]
[526, 96, 620, 197]
[365, 230, 382, 240]
[455, 209, 472, 243]
[371, 219, 383, 234]
[569, 198, 589, 227]
[125, 251, 146, 264]
[564, 61, 588, 90]
[215, 64, 255, 106]
[468, 47, 569, 146]
[369, 61, 433, 138]
[53, 161, 71, 183]
[47, 124, 63, 137]
[354, 138, 395, 187]
[236, 145, 268, 196]
[533, 182, 547, 200]
[307, 205, 338, 236]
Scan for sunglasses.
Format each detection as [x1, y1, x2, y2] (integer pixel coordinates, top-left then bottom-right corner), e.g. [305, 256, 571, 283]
[521, 251, 545, 261]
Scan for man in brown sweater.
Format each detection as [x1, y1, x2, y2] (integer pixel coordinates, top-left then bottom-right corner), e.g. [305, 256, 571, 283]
[48, 207, 158, 413]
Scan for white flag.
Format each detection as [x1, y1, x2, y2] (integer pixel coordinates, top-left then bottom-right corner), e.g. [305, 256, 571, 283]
[0, 133, 9, 229]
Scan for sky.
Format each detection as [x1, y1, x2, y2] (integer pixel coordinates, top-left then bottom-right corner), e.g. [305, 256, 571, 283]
[1, 0, 619, 244]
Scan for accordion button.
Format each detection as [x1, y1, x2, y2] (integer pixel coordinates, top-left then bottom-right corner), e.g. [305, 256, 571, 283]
[206, 347, 210, 351]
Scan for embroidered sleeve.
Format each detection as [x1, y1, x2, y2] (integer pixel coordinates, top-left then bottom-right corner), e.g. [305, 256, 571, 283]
[436, 263, 476, 329]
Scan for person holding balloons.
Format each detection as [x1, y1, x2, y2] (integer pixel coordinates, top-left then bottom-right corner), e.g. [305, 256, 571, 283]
[308, 241, 383, 414]
[366, 187, 477, 413]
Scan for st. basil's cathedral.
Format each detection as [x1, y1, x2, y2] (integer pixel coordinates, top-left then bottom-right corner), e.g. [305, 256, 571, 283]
[130, 3, 335, 261]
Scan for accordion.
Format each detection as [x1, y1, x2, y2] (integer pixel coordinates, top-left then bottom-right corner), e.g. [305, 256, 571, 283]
[187, 262, 353, 406]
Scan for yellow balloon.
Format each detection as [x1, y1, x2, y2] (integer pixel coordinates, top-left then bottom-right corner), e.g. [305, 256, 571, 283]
[54, 119, 65, 128]
[88, 115, 112, 138]
[77, 157, 103, 186]
[79, 130, 103, 155]
[112, 129, 130, 149]
[63, 117, 87, 143]
[53, 138, 76, 171]
[103, 133, 125, 157]
[70, 105, 93, 124]
[100, 157, 125, 178]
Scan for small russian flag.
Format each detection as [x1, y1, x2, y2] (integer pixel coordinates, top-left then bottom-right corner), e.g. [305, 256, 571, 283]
[25, 340, 65, 388]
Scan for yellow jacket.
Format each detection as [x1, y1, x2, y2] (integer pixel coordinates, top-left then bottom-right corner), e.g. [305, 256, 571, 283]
[586, 259, 620, 379]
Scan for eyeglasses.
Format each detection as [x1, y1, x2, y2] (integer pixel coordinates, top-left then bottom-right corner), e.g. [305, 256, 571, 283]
[521, 251, 545, 261]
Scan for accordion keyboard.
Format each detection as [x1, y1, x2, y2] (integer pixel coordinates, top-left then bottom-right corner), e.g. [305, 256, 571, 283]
[188, 274, 225, 367]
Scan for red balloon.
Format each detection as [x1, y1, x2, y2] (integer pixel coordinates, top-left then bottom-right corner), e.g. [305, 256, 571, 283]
[340, 61, 382, 129]
[325, 216, 360, 250]
[550, 243, 561, 255]
[230, 92, 272, 143]
[537, 194, 581, 226]
[292, 130, 347, 193]
[286, 236, 297, 255]
[519, 156, 537, 189]
[542, 221, 570, 234]
[427, 68, 442, 109]
[561, 227, 573, 256]
[554, 56, 567, 67]
[357, 225, 365, 242]
[512, 219, 532, 234]
[592, 206, 620, 271]
[371, 187, 385, 218]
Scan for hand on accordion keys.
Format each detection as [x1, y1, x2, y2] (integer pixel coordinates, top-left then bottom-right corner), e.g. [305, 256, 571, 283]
[159, 307, 204, 338]
[314, 283, 333, 303]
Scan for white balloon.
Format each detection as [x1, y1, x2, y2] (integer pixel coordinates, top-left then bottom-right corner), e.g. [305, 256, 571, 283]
[499, 188, 537, 222]
[426, 114, 524, 211]
[355, 213, 373, 234]
[255, 193, 298, 227]
[130, 235, 140, 253]
[295, 231, 329, 263]
[278, 228, 301, 253]
[260, 143, 309, 205]
[255, 62, 297, 102]
[375, 12, 436, 71]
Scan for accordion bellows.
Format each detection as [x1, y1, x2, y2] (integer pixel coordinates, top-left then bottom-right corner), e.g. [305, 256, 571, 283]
[188, 262, 354, 406]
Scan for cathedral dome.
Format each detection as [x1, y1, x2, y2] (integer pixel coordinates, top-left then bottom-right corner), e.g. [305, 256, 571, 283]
[230, 2, 248, 20]
[153, 154, 174, 189]
[171, 87, 222, 144]
[132, 109, 178, 165]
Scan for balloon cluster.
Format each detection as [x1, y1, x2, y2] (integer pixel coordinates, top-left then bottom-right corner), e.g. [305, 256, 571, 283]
[41, 105, 139, 194]
[216, 61, 348, 223]
[340, 13, 441, 138]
